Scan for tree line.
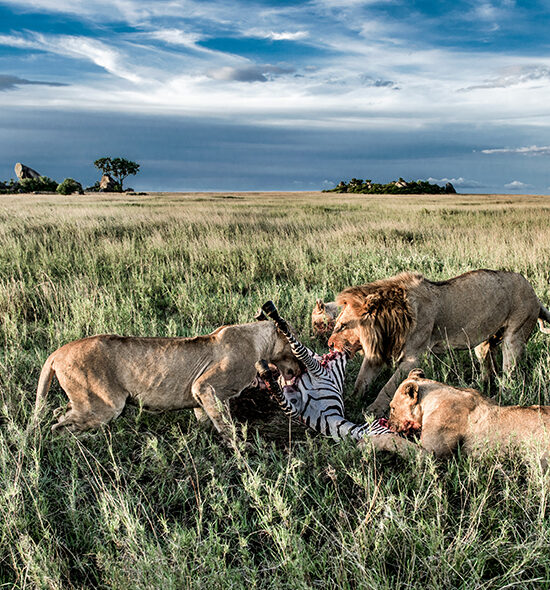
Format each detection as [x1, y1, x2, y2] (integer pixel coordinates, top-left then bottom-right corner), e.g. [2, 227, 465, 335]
[0, 157, 140, 195]
[324, 177, 456, 194]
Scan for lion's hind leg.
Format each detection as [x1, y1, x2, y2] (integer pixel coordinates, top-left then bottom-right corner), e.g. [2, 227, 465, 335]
[501, 319, 536, 376]
[52, 400, 126, 432]
[475, 336, 500, 392]
[52, 371, 127, 432]
[191, 378, 235, 443]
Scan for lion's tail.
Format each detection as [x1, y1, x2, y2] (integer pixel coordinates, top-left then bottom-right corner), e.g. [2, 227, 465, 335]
[31, 352, 56, 428]
[538, 302, 550, 335]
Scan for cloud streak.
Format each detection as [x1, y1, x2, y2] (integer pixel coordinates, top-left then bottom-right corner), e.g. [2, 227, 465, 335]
[481, 145, 550, 156]
[0, 74, 66, 91]
[0, 32, 142, 82]
[207, 63, 295, 83]
[460, 65, 550, 91]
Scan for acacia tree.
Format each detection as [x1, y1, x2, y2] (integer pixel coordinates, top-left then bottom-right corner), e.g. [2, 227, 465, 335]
[94, 157, 140, 191]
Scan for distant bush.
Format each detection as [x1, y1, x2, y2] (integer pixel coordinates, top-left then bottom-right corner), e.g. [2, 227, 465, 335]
[19, 176, 58, 193]
[85, 181, 101, 192]
[0, 179, 19, 194]
[56, 178, 83, 195]
[324, 177, 455, 194]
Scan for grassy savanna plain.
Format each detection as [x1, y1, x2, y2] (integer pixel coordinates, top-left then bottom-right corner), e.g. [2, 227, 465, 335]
[1, 191, 550, 589]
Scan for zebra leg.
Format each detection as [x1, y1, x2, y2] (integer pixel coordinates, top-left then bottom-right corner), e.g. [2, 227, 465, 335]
[261, 301, 291, 334]
[262, 301, 325, 377]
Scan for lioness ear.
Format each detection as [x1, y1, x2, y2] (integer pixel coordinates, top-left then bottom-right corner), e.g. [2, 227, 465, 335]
[402, 381, 419, 402]
[315, 299, 325, 312]
[407, 368, 425, 379]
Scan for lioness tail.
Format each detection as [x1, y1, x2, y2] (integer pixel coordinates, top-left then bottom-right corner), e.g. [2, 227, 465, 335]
[32, 352, 56, 426]
[539, 302, 550, 334]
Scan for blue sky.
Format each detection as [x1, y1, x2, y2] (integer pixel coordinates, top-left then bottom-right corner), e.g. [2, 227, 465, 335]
[1, 0, 550, 192]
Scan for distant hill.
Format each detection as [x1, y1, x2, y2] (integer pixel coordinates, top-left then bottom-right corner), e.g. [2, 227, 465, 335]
[324, 177, 456, 194]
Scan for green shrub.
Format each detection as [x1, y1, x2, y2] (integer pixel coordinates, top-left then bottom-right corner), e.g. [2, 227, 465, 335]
[0, 179, 20, 194]
[325, 177, 453, 194]
[56, 178, 84, 195]
[85, 181, 101, 192]
[19, 175, 58, 193]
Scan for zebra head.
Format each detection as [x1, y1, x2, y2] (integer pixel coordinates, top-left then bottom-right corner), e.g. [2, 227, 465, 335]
[276, 351, 349, 430]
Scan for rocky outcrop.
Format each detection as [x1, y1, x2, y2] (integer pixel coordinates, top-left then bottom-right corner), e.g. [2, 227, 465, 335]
[99, 174, 118, 192]
[14, 162, 41, 181]
[445, 182, 456, 194]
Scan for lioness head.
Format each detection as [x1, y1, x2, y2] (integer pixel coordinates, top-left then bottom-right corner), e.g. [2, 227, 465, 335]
[388, 369, 425, 434]
[311, 299, 340, 338]
[271, 331, 302, 381]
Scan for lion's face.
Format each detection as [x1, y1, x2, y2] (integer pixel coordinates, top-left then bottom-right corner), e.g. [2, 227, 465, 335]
[327, 305, 362, 356]
[311, 299, 338, 338]
[388, 380, 423, 434]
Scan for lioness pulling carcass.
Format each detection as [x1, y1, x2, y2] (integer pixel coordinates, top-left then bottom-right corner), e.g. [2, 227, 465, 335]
[328, 269, 550, 416]
[33, 321, 301, 440]
[389, 369, 550, 462]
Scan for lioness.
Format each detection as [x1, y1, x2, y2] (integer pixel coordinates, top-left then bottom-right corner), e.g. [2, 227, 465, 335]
[389, 369, 550, 461]
[328, 269, 550, 415]
[33, 321, 301, 439]
[311, 299, 340, 338]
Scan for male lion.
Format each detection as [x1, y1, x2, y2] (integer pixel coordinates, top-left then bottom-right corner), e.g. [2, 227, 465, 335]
[33, 321, 301, 440]
[328, 269, 550, 415]
[389, 369, 550, 462]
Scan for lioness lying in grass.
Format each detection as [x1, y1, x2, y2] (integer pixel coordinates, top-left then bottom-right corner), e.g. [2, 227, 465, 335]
[388, 369, 550, 462]
[33, 321, 301, 441]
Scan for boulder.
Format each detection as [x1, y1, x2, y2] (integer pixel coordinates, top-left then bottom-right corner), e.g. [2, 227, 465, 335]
[99, 174, 118, 192]
[14, 162, 41, 181]
[445, 182, 456, 194]
[394, 178, 409, 188]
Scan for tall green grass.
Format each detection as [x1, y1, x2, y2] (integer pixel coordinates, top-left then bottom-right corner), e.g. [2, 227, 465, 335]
[1, 191, 550, 588]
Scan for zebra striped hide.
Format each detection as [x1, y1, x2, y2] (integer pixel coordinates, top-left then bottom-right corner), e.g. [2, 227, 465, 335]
[256, 299, 393, 442]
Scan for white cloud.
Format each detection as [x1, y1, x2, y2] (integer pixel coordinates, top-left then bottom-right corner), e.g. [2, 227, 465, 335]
[460, 65, 550, 91]
[427, 177, 484, 188]
[481, 145, 550, 156]
[267, 31, 309, 41]
[245, 29, 310, 41]
[0, 0, 185, 23]
[504, 180, 532, 189]
[0, 32, 142, 82]
[146, 28, 204, 49]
